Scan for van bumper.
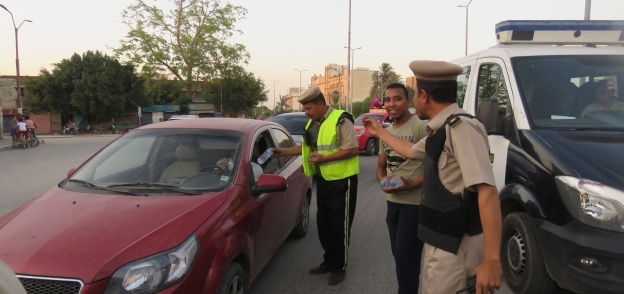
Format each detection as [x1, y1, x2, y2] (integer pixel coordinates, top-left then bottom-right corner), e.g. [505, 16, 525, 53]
[535, 218, 624, 294]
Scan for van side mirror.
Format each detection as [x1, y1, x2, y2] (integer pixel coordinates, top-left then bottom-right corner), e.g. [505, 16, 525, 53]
[67, 168, 77, 178]
[476, 98, 499, 134]
[253, 174, 287, 196]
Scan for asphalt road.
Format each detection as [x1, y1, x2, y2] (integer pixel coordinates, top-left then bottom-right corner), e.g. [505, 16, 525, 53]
[0, 135, 574, 294]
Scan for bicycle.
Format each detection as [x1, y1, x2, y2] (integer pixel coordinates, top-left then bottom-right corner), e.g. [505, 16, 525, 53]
[28, 129, 40, 148]
[19, 133, 27, 150]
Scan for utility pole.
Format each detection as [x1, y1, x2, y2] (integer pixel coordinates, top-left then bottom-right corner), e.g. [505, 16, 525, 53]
[350, 47, 361, 107]
[270, 79, 279, 115]
[457, 0, 473, 56]
[294, 69, 306, 111]
[346, 0, 352, 113]
[0, 4, 32, 115]
[584, 0, 591, 20]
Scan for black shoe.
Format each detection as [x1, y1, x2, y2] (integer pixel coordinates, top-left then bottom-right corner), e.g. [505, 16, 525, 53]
[309, 264, 333, 275]
[328, 269, 345, 285]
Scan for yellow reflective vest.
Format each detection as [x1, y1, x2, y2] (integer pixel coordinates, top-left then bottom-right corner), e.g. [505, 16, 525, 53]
[302, 109, 359, 180]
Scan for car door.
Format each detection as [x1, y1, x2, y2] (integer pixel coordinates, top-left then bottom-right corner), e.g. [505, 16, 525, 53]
[269, 127, 302, 232]
[251, 129, 289, 274]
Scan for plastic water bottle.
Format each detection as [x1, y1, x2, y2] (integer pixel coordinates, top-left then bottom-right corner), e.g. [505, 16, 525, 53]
[257, 149, 273, 165]
[380, 179, 389, 189]
[389, 176, 404, 189]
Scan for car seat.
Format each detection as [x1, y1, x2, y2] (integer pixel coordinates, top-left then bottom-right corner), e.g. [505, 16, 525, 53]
[159, 144, 200, 185]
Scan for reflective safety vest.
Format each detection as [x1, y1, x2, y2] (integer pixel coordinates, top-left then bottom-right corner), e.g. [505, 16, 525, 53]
[302, 109, 359, 180]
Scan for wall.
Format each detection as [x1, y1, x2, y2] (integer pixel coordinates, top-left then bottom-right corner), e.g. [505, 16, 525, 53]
[30, 113, 51, 134]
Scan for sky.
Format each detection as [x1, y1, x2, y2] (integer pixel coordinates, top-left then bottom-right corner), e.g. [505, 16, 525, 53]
[0, 0, 623, 108]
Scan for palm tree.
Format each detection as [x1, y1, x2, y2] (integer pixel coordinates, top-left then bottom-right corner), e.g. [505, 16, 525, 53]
[370, 63, 402, 98]
[274, 95, 290, 113]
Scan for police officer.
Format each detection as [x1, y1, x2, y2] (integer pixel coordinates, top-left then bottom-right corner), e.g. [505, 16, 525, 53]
[363, 61, 503, 294]
[0, 260, 27, 294]
[376, 83, 427, 294]
[272, 86, 359, 285]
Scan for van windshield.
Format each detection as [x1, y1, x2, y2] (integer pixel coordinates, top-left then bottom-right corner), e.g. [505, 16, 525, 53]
[513, 55, 624, 130]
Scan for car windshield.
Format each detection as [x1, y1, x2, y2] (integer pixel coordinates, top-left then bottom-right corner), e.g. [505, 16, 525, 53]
[354, 114, 384, 126]
[63, 129, 244, 195]
[513, 55, 624, 130]
[267, 114, 309, 135]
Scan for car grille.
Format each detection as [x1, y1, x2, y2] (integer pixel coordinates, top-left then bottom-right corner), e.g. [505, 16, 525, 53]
[563, 134, 624, 144]
[17, 275, 84, 294]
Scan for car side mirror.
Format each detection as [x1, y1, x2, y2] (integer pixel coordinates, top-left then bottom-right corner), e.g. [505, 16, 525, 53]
[67, 168, 77, 178]
[253, 174, 287, 196]
[476, 98, 500, 134]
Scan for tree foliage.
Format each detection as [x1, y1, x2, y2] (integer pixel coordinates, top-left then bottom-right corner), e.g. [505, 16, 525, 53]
[201, 65, 268, 115]
[25, 51, 147, 118]
[115, 0, 249, 98]
[145, 79, 186, 105]
[274, 95, 289, 113]
[351, 96, 374, 118]
[370, 63, 402, 98]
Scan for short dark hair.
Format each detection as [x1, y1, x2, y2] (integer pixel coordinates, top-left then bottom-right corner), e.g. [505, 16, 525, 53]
[305, 93, 326, 105]
[385, 83, 409, 99]
[416, 80, 457, 104]
[24, 115, 29, 119]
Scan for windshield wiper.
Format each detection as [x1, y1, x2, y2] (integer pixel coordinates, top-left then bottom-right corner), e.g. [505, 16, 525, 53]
[107, 183, 202, 195]
[66, 179, 147, 196]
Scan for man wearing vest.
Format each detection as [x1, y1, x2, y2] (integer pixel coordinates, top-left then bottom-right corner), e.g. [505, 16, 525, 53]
[362, 61, 503, 294]
[272, 86, 359, 286]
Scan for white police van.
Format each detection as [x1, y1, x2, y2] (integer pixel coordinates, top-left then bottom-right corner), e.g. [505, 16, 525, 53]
[452, 20, 624, 294]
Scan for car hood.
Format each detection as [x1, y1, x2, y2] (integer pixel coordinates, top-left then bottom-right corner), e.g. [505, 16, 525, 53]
[0, 186, 227, 283]
[534, 130, 624, 190]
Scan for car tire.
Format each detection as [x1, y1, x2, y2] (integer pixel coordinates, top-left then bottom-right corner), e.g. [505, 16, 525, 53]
[365, 138, 378, 156]
[218, 262, 247, 294]
[291, 193, 310, 238]
[501, 212, 555, 294]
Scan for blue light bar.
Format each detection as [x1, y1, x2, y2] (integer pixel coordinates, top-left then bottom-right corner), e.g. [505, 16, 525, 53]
[495, 20, 624, 33]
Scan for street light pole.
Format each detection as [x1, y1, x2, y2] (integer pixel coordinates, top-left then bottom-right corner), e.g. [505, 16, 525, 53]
[294, 69, 306, 111]
[346, 0, 352, 113]
[584, 0, 591, 20]
[457, 0, 472, 56]
[350, 47, 361, 109]
[0, 4, 32, 115]
[270, 79, 279, 115]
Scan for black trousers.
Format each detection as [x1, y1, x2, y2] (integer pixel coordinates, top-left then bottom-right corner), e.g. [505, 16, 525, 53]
[387, 201, 423, 294]
[315, 174, 358, 270]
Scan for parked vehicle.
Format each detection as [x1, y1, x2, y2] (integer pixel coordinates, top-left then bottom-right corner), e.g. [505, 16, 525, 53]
[354, 108, 414, 156]
[62, 125, 79, 135]
[0, 118, 311, 294]
[267, 112, 309, 145]
[168, 114, 200, 121]
[452, 20, 624, 294]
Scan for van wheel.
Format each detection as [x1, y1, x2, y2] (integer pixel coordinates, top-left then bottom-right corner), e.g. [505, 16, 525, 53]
[502, 212, 555, 294]
[218, 262, 247, 294]
[365, 138, 378, 156]
[291, 194, 310, 238]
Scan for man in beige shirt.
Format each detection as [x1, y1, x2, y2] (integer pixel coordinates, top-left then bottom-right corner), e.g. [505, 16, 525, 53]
[581, 79, 624, 118]
[363, 60, 502, 294]
[376, 83, 428, 294]
[0, 260, 27, 294]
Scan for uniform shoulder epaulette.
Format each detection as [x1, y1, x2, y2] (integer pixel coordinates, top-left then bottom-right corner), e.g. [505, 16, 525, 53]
[337, 112, 354, 125]
[448, 115, 462, 127]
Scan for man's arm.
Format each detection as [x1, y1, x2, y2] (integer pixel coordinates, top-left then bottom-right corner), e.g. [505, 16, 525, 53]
[376, 154, 388, 182]
[273, 144, 302, 157]
[310, 147, 358, 165]
[472, 183, 503, 294]
[362, 117, 417, 160]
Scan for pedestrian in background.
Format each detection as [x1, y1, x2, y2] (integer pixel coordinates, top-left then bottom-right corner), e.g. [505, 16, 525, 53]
[376, 83, 428, 294]
[363, 60, 502, 294]
[272, 86, 359, 285]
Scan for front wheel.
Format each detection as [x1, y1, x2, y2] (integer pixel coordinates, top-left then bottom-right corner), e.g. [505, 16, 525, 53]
[291, 193, 310, 238]
[365, 138, 378, 156]
[501, 212, 555, 294]
[218, 262, 247, 294]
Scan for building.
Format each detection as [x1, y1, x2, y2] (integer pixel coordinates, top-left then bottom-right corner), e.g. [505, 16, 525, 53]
[284, 87, 303, 111]
[310, 64, 375, 107]
[406, 76, 416, 91]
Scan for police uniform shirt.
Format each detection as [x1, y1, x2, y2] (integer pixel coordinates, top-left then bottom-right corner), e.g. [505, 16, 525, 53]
[307, 106, 358, 173]
[380, 116, 428, 205]
[410, 103, 496, 195]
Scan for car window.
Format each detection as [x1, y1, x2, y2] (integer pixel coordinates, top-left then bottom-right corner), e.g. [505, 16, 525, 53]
[66, 129, 244, 194]
[267, 114, 309, 135]
[270, 128, 295, 166]
[457, 66, 471, 108]
[94, 136, 155, 180]
[252, 130, 279, 175]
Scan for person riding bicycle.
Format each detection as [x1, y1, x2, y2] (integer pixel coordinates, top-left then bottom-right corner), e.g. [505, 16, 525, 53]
[24, 116, 37, 139]
[16, 118, 29, 145]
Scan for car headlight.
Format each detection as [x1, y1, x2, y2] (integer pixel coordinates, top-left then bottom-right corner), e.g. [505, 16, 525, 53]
[104, 235, 199, 294]
[555, 176, 624, 233]
[355, 129, 365, 136]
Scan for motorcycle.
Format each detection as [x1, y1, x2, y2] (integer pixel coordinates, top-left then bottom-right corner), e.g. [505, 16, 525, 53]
[62, 125, 79, 135]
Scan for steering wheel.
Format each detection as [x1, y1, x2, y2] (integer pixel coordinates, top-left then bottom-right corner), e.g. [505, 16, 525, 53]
[199, 164, 221, 173]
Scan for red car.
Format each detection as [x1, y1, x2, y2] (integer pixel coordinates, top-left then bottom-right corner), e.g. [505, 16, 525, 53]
[0, 118, 311, 294]
[354, 112, 392, 156]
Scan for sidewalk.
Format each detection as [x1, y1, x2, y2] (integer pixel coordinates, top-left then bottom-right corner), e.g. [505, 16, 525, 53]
[0, 133, 120, 152]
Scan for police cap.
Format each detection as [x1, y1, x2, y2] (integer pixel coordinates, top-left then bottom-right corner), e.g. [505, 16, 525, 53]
[409, 60, 463, 83]
[298, 86, 324, 104]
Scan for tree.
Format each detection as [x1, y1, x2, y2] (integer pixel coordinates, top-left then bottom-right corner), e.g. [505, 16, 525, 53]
[25, 51, 147, 119]
[145, 79, 186, 105]
[274, 95, 289, 113]
[208, 65, 267, 115]
[115, 0, 249, 99]
[406, 86, 415, 100]
[370, 63, 402, 98]
[351, 96, 374, 118]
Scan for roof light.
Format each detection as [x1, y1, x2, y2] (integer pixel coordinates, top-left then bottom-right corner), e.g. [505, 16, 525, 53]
[495, 20, 624, 45]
